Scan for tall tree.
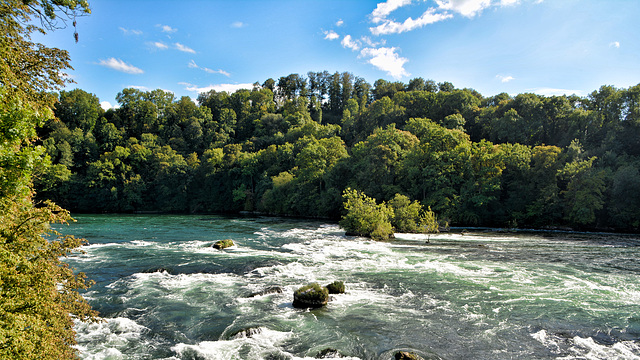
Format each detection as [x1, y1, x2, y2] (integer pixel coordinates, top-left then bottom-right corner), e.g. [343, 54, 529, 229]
[0, 1, 98, 358]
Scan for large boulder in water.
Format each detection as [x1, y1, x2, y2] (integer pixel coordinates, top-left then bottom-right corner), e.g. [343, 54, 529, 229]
[212, 239, 234, 250]
[395, 351, 425, 360]
[293, 283, 329, 308]
[325, 281, 345, 294]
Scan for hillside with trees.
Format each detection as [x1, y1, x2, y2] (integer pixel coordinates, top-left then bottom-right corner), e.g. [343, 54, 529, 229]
[35, 73, 640, 231]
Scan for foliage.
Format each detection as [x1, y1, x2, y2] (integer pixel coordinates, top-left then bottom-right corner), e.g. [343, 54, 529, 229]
[340, 188, 394, 240]
[326, 281, 345, 294]
[0, 1, 97, 358]
[388, 194, 438, 233]
[28, 68, 640, 232]
[0, 201, 98, 359]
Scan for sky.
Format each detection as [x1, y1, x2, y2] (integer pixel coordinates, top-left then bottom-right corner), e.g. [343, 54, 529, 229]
[33, 0, 640, 110]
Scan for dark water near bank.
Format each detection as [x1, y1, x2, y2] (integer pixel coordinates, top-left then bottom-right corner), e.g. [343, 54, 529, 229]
[62, 215, 640, 359]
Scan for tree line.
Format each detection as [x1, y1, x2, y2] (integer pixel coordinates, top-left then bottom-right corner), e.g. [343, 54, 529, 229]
[36, 73, 640, 231]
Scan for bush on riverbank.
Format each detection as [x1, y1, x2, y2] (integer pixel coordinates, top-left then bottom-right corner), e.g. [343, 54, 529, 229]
[340, 189, 439, 240]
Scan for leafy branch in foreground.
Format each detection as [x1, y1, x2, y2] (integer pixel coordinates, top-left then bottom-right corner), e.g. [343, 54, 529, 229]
[1, 0, 96, 358]
[0, 200, 99, 359]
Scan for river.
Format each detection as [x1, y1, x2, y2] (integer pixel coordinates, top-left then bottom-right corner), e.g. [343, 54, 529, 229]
[61, 215, 640, 359]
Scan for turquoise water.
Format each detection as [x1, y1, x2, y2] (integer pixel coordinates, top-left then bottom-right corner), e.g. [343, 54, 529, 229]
[62, 215, 640, 359]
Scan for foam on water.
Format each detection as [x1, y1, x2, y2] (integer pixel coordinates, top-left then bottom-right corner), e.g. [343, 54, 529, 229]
[532, 329, 640, 360]
[171, 328, 293, 360]
[75, 317, 150, 359]
[65, 216, 640, 360]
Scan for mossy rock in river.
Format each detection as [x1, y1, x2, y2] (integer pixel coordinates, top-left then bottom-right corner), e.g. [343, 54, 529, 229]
[212, 239, 234, 250]
[325, 281, 345, 294]
[395, 351, 425, 360]
[293, 283, 329, 308]
[316, 347, 344, 358]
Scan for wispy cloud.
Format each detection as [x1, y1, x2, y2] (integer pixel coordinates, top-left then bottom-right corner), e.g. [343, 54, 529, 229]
[324, 30, 340, 40]
[231, 21, 245, 28]
[175, 43, 196, 54]
[361, 36, 386, 47]
[371, 0, 413, 23]
[188, 60, 231, 77]
[336, 19, 344, 26]
[180, 82, 254, 94]
[341, 35, 360, 51]
[97, 58, 144, 74]
[151, 41, 169, 50]
[159, 24, 177, 33]
[128, 85, 151, 91]
[360, 47, 409, 79]
[435, 0, 492, 17]
[119, 27, 142, 35]
[610, 41, 620, 48]
[497, 75, 515, 83]
[370, 8, 453, 35]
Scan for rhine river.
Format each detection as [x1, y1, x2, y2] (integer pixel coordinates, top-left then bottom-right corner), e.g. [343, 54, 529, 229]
[61, 215, 640, 359]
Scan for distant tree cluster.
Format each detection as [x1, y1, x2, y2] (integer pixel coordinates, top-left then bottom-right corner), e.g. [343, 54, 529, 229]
[35, 72, 640, 231]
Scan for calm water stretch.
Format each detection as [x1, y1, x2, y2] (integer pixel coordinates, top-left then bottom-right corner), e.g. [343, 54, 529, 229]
[61, 215, 640, 360]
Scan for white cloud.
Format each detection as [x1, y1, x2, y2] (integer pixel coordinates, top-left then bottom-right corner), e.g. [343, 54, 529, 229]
[360, 47, 409, 79]
[231, 21, 245, 28]
[370, 8, 453, 35]
[500, 0, 519, 5]
[180, 82, 254, 94]
[435, 0, 492, 17]
[529, 88, 584, 97]
[128, 85, 150, 91]
[324, 30, 340, 40]
[497, 75, 514, 83]
[119, 27, 142, 35]
[336, 19, 344, 26]
[361, 36, 386, 47]
[100, 101, 119, 110]
[188, 60, 231, 77]
[610, 41, 620, 48]
[175, 43, 196, 54]
[341, 35, 360, 51]
[97, 58, 144, 74]
[151, 41, 169, 50]
[159, 24, 177, 33]
[371, 0, 414, 23]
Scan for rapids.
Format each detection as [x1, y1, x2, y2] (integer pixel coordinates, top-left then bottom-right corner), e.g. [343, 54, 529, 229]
[62, 215, 640, 359]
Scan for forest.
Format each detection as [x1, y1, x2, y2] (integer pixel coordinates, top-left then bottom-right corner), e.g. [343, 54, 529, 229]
[36, 73, 640, 231]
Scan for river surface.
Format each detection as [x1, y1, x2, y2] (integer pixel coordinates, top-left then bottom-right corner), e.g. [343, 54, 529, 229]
[61, 214, 640, 360]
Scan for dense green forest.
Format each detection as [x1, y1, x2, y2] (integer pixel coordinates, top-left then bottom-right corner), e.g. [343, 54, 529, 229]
[36, 73, 640, 231]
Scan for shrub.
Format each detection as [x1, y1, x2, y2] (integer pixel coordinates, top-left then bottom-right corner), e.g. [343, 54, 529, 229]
[339, 188, 394, 240]
[388, 194, 438, 233]
[326, 281, 345, 294]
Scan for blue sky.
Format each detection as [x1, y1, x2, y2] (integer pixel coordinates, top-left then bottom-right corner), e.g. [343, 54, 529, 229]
[34, 0, 640, 109]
